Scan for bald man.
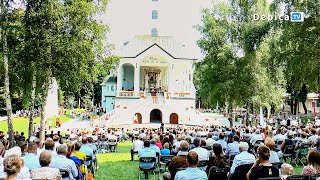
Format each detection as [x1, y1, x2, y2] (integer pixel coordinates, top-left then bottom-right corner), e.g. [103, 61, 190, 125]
[174, 151, 207, 180]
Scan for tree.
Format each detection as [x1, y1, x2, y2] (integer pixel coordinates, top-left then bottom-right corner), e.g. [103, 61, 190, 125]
[0, 0, 15, 147]
[270, 0, 320, 114]
[24, 0, 109, 143]
[196, 0, 284, 114]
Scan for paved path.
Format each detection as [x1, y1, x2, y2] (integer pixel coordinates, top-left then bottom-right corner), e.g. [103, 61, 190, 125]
[52, 117, 91, 133]
[52, 113, 241, 133]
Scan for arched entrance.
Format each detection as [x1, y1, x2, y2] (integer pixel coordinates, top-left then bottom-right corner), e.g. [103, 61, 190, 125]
[170, 113, 178, 124]
[134, 113, 142, 124]
[150, 109, 162, 123]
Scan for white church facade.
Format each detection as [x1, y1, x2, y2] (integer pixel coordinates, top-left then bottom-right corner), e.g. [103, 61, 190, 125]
[100, 36, 201, 126]
[98, 0, 205, 126]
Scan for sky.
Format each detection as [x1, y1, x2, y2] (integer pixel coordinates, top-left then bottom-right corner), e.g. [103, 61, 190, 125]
[103, 0, 212, 59]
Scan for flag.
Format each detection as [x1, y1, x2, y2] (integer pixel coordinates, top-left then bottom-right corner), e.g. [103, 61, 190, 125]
[260, 105, 266, 128]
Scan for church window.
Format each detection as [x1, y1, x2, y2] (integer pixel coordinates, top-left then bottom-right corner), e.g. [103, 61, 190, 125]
[152, 10, 158, 19]
[151, 28, 158, 37]
[111, 85, 114, 91]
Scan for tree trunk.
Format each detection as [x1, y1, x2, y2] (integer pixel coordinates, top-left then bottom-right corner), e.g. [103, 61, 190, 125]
[293, 99, 298, 115]
[290, 98, 294, 114]
[39, 79, 50, 146]
[1, 0, 15, 148]
[28, 72, 36, 139]
[302, 101, 308, 114]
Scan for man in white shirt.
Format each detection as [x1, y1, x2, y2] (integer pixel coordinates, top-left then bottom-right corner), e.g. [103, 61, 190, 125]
[205, 132, 216, 147]
[250, 129, 264, 145]
[274, 128, 286, 142]
[190, 137, 209, 161]
[131, 136, 144, 161]
[230, 142, 255, 174]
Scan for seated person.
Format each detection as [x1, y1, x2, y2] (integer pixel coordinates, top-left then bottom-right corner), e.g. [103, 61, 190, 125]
[230, 142, 255, 174]
[280, 133, 295, 160]
[80, 137, 95, 160]
[161, 143, 171, 155]
[206, 143, 227, 173]
[23, 142, 41, 170]
[50, 145, 78, 180]
[216, 133, 227, 150]
[3, 154, 23, 180]
[301, 150, 320, 175]
[174, 151, 208, 180]
[264, 139, 280, 163]
[31, 151, 62, 180]
[163, 140, 189, 180]
[131, 136, 144, 161]
[226, 135, 240, 156]
[138, 140, 157, 169]
[246, 145, 279, 180]
[280, 163, 293, 180]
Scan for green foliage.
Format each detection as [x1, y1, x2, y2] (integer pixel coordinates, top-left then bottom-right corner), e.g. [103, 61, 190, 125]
[196, 0, 319, 113]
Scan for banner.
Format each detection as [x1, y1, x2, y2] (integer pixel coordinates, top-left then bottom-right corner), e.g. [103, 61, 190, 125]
[260, 106, 266, 128]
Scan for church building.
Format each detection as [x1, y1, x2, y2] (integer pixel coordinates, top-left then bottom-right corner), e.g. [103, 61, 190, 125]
[100, 0, 201, 126]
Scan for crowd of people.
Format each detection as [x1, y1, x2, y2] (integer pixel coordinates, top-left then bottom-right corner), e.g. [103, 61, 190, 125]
[1, 115, 320, 180]
[0, 129, 98, 180]
[129, 120, 320, 180]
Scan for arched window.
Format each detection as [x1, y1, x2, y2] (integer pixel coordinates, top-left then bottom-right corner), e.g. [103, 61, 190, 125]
[152, 10, 158, 19]
[151, 28, 158, 37]
[111, 85, 114, 91]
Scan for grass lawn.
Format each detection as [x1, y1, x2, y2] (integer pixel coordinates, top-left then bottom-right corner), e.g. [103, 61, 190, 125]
[95, 141, 304, 180]
[0, 115, 73, 137]
[96, 141, 160, 180]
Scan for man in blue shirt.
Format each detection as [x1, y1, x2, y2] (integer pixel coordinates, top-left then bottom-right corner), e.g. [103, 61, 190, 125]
[174, 151, 207, 180]
[80, 137, 95, 160]
[226, 135, 240, 156]
[50, 145, 78, 180]
[138, 140, 156, 169]
[23, 142, 40, 170]
[217, 133, 228, 150]
[230, 142, 255, 174]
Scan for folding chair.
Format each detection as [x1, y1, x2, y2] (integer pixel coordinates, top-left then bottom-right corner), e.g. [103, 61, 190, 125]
[138, 157, 157, 180]
[197, 160, 209, 171]
[228, 154, 236, 166]
[286, 175, 310, 180]
[207, 166, 230, 180]
[85, 155, 95, 177]
[294, 143, 310, 166]
[229, 163, 253, 180]
[197, 160, 209, 168]
[282, 145, 296, 166]
[159, 155, 174, 172]
[59, 169, 71, 180]
[108, 139, 118, 152]
[274, 140, 283, 152]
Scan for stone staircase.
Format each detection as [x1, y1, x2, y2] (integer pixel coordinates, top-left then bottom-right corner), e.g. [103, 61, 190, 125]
[96, 95, 204, 127]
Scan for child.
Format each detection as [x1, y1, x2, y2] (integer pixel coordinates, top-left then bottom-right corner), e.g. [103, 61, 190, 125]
[281, 163, 294, 180]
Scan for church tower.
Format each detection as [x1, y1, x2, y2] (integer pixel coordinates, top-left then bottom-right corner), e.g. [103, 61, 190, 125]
[151, 0, 159, 37]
